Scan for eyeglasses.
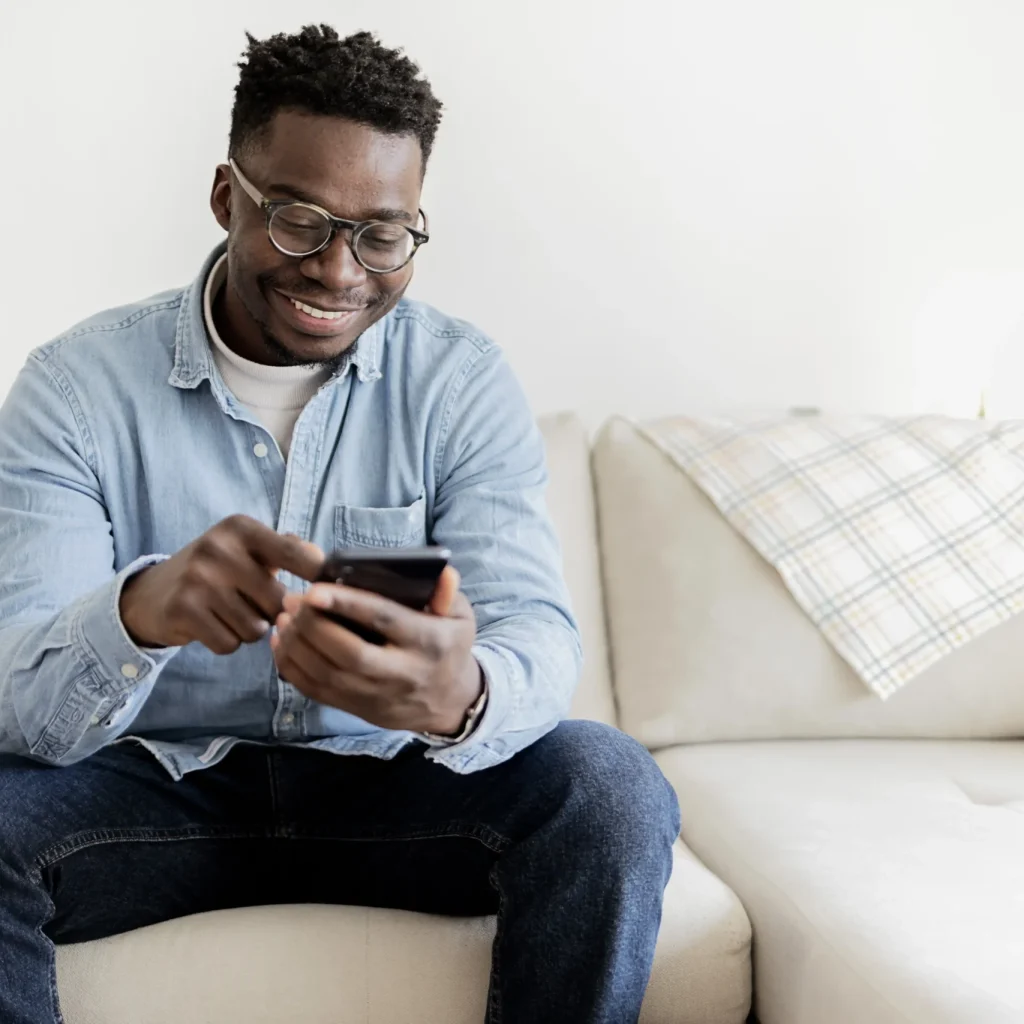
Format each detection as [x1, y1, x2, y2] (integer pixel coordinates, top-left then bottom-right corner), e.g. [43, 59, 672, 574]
[228, 158, 429, 274]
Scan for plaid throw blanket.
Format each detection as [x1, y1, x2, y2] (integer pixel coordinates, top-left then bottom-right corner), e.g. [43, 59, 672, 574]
[639, 415, 1024, 698]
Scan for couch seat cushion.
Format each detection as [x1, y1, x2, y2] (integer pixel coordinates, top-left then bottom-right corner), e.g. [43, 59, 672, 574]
[659, 740, 1024, 1024]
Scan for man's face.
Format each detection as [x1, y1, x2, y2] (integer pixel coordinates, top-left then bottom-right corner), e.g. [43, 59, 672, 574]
[210, 110, 424, 366]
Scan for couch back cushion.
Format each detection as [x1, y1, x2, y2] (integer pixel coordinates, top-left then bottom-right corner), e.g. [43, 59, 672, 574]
[593, 416, 1024, 745]
[538, 413, 617, 725]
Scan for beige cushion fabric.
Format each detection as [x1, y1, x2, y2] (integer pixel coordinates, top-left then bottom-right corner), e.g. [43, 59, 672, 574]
[659, 740, 1024, 1024]
[539, 412, 617, 725]
[594, 416, 1024, 746]
[57, 839, 752, 1024]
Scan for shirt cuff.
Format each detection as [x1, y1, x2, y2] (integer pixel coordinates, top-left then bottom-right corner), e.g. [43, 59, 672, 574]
[73, 554, 180, 693]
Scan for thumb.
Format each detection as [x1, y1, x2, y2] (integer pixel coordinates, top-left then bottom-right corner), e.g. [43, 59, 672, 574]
[429, 565, 461, 616]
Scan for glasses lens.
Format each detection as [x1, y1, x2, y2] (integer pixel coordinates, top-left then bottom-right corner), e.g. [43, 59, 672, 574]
[269, 204, 331, 255]
[356, 223, 416, 272]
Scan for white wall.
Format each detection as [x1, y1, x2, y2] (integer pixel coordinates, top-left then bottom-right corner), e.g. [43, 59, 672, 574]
[3, 0, 1024, 426]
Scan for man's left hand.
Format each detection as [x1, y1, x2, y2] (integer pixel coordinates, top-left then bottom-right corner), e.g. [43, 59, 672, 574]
[270, 566, 483, 736]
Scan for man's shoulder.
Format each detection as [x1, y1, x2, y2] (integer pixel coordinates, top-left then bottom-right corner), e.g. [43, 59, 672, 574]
[32, 286, 185, 371]
[382, 299, 531, 436]
[386, 298, 499, 360]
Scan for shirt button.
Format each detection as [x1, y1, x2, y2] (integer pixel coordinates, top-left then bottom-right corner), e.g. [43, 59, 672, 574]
[120, 663, 139, 679]
[253, 442, 269, 458]
[281, 713, 295, 726]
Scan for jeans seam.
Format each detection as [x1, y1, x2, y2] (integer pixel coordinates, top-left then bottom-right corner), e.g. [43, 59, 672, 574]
[284, 824, 512, 853]
[41, 880, 66, 1024]
[35, 827, 268, 870]
[486, 860, 505, 1024]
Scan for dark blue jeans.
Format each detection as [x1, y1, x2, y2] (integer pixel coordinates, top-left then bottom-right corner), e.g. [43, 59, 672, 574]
[0, 720, 680, 1024]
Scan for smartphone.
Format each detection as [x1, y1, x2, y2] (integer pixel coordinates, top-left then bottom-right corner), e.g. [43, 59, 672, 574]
[315, 546, 452, 645]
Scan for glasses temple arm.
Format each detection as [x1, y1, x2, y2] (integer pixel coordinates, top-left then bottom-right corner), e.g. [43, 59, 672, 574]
[227, 158, 266, 208]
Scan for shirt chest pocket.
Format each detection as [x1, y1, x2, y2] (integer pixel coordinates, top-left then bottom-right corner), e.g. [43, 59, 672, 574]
[334, 494, 429, 549]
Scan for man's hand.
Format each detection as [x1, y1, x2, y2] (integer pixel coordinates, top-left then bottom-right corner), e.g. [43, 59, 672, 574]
[270, 566, 484, 736]
[120, 515, 324, 653]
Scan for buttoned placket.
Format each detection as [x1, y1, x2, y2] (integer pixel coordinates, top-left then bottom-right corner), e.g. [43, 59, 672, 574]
[198, 362, 298, 739]
[170, 278, 380, 750]
[268, 372, 355, 742]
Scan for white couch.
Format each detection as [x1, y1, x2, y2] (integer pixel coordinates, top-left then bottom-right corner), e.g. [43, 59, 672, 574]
[58, 413, 1024, 1023]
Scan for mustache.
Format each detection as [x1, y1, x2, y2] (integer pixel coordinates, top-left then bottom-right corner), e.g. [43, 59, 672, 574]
[259, 272, 386, 311]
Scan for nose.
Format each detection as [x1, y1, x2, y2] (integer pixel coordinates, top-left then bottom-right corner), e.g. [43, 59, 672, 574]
[299, 232, 368, 293]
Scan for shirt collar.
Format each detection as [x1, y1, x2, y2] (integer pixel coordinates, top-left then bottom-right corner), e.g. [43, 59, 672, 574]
[169, 241, 384, 391]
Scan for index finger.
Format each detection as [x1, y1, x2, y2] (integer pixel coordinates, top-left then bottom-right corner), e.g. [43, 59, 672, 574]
[241, 522, 324, 581]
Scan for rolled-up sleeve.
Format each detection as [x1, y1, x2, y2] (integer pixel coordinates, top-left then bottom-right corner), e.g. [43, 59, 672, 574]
[424, 343, 582, 773]
[0, 355, 178, 765]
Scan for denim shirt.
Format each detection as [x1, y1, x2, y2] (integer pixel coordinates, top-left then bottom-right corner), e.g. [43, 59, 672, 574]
[0, 242, 581, 780]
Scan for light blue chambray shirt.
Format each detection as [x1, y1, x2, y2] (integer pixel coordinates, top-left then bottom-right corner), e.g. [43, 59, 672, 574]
[0, 242, 581, 780]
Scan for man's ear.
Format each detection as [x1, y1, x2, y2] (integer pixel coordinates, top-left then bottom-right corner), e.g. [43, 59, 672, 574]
[209, 164, 233, 232]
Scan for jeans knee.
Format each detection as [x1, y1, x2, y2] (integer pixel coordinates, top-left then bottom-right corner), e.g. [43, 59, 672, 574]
[537, 721, 681, 850]
[0, 758, 60, 869]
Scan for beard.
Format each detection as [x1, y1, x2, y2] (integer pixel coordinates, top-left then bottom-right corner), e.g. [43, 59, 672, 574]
[253, 319, 349, 371]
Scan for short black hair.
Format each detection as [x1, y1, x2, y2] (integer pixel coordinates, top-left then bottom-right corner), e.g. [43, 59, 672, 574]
[229, 25, 443, 167]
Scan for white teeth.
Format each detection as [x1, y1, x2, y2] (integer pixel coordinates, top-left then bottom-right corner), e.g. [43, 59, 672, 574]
[289, 298, 346, 320]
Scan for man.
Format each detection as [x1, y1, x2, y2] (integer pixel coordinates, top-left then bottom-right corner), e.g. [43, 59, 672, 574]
[0, 25, 679, 1024]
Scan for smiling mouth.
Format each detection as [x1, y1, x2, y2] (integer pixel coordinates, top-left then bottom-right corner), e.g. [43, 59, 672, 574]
[283, 295, 359, 320]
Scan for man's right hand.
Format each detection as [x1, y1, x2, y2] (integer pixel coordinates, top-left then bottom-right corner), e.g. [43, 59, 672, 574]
[119, 515, 324, 653]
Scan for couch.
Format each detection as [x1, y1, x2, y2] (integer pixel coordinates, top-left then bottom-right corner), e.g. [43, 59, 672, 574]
[58, 413, 1024, 1023]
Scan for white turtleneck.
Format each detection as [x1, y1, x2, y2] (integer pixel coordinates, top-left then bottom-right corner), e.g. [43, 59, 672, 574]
[202, 254, 332, 457]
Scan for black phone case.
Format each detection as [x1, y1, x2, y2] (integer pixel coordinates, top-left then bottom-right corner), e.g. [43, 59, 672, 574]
[316, 548, 451, 645]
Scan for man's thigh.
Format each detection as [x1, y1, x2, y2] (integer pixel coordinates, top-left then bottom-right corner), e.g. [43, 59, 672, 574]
[0, 739, 507, 941]
[2, 722, 672, 940]
[267, 720, 675, 915]
[0, 743, 275, 943]
[274, 721, 669, 844]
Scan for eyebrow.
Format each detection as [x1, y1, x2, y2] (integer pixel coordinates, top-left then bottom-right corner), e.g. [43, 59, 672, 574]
[268, 182, 414, 223]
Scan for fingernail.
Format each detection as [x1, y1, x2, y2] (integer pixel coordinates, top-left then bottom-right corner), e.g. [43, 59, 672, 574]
[307, 585, 333, 609]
